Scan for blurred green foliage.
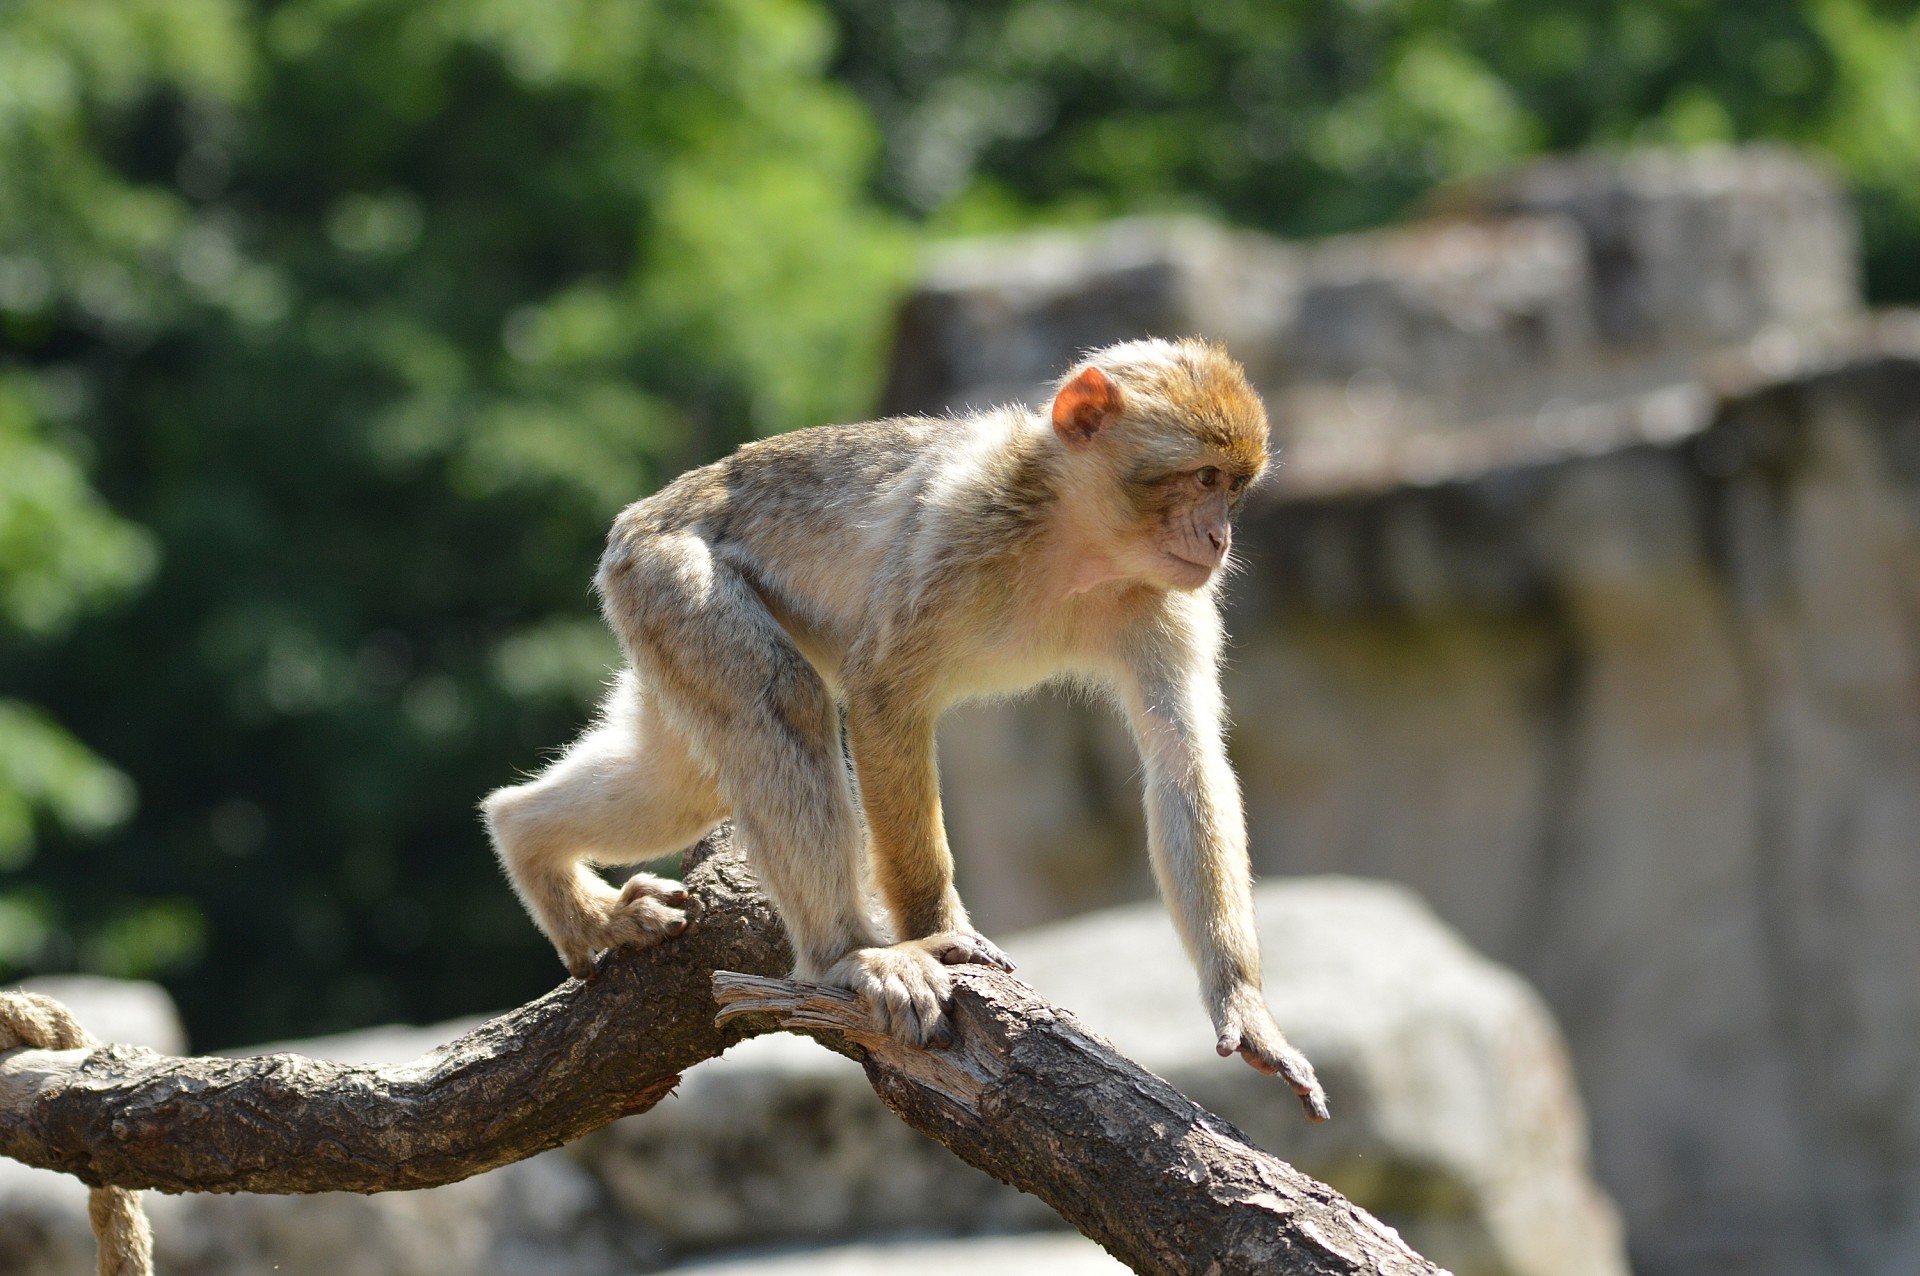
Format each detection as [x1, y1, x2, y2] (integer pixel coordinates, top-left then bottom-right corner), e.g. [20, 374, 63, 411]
[827, 0, 1920, 299]
[2, 0, 1918, 1048]
[0, 0, 907, 1045]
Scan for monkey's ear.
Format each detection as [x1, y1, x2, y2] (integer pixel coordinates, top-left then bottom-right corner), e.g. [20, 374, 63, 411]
[1051, 366, 1122, 447]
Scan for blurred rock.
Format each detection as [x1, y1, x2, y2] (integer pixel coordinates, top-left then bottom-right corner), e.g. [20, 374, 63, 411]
[665, 1230, 1128, 1274]
[1463, 145, 1859, 352]
[882, 146, 1861, 473]
[0, 1159, 102, 1276]
[0, 1148, 655, 1276]
[8, 975, 187, 1055]
[1281, 215, 1598, 429]
[580, 879, 1626, 1276]
[581, 1031, 1049, 1249]
[881, 216, 1294, 418]
[153, 1151, 657, 1276]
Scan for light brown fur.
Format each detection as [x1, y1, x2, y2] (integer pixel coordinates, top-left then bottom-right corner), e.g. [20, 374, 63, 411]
[482, 338, 1328, 1119]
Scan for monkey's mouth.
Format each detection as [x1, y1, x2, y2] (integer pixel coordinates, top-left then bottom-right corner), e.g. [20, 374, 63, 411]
[1163, 550, 1221, 583]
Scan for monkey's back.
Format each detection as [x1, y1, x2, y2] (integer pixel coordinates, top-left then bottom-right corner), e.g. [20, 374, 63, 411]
[599, 412, 1044, 678]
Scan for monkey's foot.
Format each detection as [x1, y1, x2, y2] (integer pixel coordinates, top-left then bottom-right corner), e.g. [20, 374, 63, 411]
[563, 873, 696, 980]
[819, 942, 955, 1049]
[920, 929, 1016, 972]
[1214, 989, 1330, 1122]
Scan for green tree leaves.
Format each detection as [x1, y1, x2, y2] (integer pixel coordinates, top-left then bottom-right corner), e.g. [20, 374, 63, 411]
[0, 0, 905, 1044]
[828, 0, 1919, 298]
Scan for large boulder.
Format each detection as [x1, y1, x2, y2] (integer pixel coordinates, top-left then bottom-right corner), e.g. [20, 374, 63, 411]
[0, 1150, 655, 1276]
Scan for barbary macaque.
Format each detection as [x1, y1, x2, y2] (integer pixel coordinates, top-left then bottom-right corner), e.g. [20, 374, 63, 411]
[483, 337, 1328, 1119]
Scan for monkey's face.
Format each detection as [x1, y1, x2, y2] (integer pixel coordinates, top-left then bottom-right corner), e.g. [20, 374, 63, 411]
[1050, 339, 1268, 593]
[1123, 458, 1257, 591]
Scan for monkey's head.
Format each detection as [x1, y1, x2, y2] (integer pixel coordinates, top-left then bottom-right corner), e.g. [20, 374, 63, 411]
[1049, 338, 1270, 592]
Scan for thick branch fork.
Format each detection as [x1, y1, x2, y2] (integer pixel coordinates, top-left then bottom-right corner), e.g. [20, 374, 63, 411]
[1, 835, 1442, 1276]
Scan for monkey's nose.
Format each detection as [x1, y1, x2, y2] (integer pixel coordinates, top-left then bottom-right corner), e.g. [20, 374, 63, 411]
[1208, 528, 1228, 554]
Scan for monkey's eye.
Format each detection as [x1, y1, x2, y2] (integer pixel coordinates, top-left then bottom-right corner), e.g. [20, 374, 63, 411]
[1229, 473, 1250, 493]
[1195, 466, 1220, 489]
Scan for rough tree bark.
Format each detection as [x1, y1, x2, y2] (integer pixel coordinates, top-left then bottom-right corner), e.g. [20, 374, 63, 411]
[0, 832, 1443, 1276]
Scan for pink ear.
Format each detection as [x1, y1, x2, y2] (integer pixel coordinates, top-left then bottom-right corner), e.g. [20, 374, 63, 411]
[1051, 366, 1121, 446]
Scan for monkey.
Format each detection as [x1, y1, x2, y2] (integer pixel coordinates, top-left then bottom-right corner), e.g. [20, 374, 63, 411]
[482, 337, 1328, 1120]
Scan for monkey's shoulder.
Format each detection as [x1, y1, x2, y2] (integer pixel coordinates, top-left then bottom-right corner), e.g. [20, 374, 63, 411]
[720, 413, 1030, 504]
[611, 411, 1044, 561]
[730, 415, 961, 471]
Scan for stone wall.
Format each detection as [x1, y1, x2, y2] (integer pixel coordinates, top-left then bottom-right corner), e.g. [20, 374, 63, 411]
[888, 148, 1920, 1276]
[883, 146, 1858, 488]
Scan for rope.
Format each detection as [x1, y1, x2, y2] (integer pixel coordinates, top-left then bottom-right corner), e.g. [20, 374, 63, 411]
[0, 991, 156, 1276]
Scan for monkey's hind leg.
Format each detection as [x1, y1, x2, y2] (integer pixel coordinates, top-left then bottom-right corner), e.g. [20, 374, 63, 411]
[482, 672, 722, 979]
[601, 537, 965, 1045]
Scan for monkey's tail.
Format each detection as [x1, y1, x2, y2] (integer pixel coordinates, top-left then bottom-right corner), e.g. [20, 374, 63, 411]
[0, 992, 157, 1276]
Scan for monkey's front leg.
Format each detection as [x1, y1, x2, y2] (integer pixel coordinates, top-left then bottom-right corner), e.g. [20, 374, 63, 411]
[1150, 765, 1329, 1120]
[1121, 652, 1330, 1121]
[848, 701, 1015, 970]
[817, 700, 1014, 1046]
[1147, 760, 1327, 1117]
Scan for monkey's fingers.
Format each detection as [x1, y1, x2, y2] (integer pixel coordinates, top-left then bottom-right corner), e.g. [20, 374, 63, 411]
[616, 872, 688, 906]
[590, 874, 697, 959]
[825, 946, 957, 1050]
[1254, 1046, 1330, 1122]
[1216, 1026, 1331, 1122]
[861, 970, 950, 1048]
[921, 930, 1017, 972]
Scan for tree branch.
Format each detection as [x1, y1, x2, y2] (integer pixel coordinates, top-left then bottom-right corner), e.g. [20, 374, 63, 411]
[1, 831, 1442, 1276]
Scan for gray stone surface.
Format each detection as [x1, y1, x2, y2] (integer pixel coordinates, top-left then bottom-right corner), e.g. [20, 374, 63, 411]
[882, 146, 1861, 479]
[1465, 145, 1859, 351]
[580, 1031, 1051, 1249]
[665, 1230, 1128, 1274]
[881, 216, 1294, 419]
[0, 1149, 657, 1276]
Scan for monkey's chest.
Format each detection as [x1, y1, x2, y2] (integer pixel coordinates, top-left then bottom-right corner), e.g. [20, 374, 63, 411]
[934, 624, 1104, 706]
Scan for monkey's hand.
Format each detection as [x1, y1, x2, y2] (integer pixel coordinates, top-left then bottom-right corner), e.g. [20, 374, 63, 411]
[819, 941, 960, 1049]
[563, 872, 696, 980]
[1213, 986, 1330, 1122]
[920, 928, 1017, 972]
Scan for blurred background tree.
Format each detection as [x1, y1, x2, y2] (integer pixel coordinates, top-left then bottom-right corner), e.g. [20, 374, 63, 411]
[826, 0, 1920, 300]
[1, 0, 1916, 1047]
[0, 0, 908, 1045]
